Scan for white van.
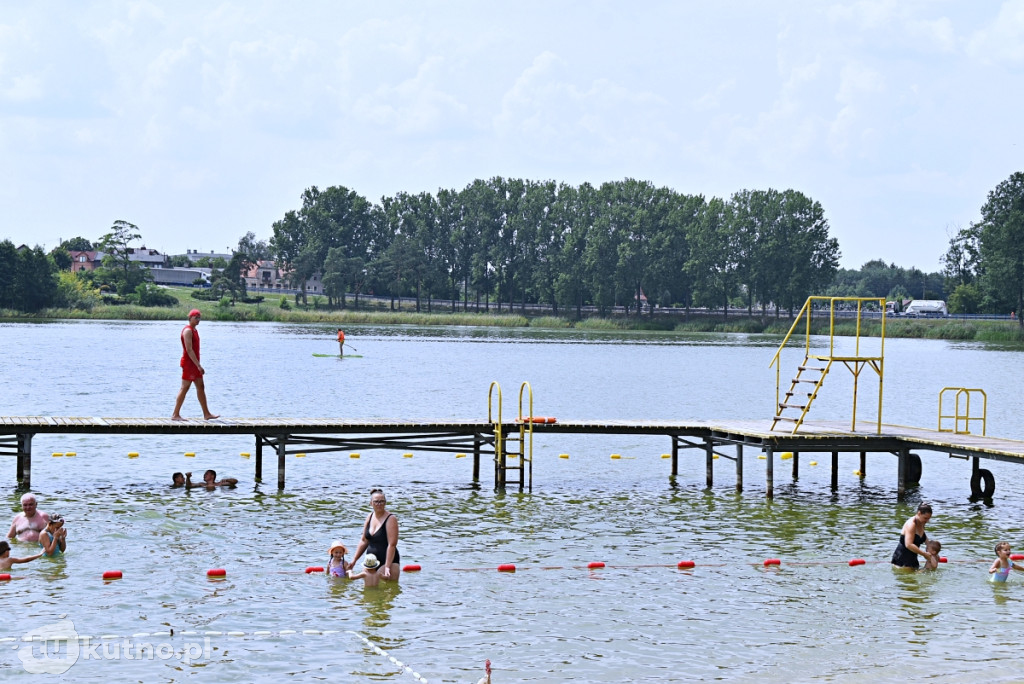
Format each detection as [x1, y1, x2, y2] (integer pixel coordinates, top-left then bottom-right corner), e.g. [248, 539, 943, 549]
[903, 300, 948, 317]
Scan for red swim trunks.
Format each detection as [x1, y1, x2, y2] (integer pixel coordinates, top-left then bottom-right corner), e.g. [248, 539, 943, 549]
[180, 325, 202, 381]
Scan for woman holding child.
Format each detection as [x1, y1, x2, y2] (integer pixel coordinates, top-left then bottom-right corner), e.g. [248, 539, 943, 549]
[891, 502, 934, 569]
[347, 488, 400, 582]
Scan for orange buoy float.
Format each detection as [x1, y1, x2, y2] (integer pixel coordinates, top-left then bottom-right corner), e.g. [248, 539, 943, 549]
[102, 570, 123, 580]
[305, 566, 325, 574]
[587, 561, 605, 569]
[497, 564, 516, 572]
[848, 559, 865, 566]
[1011, 554, 1024, 561]
[0, 573, 11, 581]
[763, 559, 781, 566]
[939, 557, 948, 563]
[403, 564, 422, 572]
[677, 560, 696, 569]
[207, 568, 227, 578]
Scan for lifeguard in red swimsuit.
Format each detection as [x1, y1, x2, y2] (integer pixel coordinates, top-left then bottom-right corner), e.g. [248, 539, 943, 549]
[337, 329, 345, 357]
[171, 309, 219, 420]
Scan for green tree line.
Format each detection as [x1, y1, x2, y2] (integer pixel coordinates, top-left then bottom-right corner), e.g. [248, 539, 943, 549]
[268, 178, 841, 317]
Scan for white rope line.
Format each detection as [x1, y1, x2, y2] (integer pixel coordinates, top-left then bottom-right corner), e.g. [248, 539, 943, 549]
[347, 630, 429, 683]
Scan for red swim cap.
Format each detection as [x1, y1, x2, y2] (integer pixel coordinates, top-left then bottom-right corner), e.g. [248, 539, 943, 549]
[188, 309, 201, 318]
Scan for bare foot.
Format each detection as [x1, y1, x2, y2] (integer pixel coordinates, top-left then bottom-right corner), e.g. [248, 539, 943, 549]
[204, 414, 220, 420]
[171, 415, 185, 421]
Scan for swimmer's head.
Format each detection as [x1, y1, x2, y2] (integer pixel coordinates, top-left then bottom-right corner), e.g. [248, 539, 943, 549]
[47, 515, 64, 529]
[916, 502, 933, 516]
[0, 541, 9, 556]
[926, 539, 941, 553]
[363, 553, 380, 570]
[996, 541, 1011, 555]
[20, 493, 38, 510]
[329, 540, 348, 557]
[172, 472, 185, 486]
[203, 470, 216, 483]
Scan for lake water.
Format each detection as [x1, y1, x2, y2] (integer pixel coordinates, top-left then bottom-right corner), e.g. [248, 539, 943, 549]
[2, 319, 1024, 682]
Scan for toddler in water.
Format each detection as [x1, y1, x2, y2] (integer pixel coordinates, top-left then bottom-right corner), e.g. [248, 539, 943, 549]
[326, 540, 348, 577]
[347, 553, 383, 587]
[0, 540, 42, 570]
[989, 541, 1024, 582]
[922, 540, 941, 570]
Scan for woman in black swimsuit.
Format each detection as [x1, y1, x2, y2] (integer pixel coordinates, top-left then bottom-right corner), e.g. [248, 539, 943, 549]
[348, 488, 401, 582]
[892, 502, 934, 569]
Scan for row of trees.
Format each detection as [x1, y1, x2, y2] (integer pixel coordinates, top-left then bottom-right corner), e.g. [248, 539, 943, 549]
[942, 171, 1024, 323]
[268, 178, 841, 317]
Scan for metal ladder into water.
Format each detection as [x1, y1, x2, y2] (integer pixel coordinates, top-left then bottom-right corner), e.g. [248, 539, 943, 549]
[488, 381, 534, 491]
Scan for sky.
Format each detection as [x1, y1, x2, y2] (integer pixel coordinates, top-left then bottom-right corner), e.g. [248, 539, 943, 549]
[1, 1, 1022, 270]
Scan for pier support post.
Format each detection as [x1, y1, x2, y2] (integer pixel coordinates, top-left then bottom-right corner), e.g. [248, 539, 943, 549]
[859, 451, 866, 478]
[765, 445, 774, 499]
[897, 447, 907, 499]
[277, 436, 287, 490]
[17, 433, 31, 488]
[831, 451, 839, 491]
[736, 443, 743, 493]
[705, 438, 713, 489]
[671, 436, 679, 477]
[472, 433, 481, 482]
[792, 451, 799, 480]
[255, 436, 263, 482]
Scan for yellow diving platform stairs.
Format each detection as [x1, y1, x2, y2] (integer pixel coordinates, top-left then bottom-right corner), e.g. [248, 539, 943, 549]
[488, 381, 535, 490]
[770, 297, 887, 434]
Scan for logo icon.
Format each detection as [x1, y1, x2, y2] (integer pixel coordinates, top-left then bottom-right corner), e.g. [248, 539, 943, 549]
[18, 616, 80, 674]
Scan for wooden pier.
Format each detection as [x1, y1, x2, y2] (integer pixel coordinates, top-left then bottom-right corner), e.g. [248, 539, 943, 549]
[3, 415, 1023, 499]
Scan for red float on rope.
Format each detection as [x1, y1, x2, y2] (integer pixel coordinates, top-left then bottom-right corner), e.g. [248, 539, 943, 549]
[0, 574, 11, 581]
[1011, 554, 1024, 561]
[848, 559, 866, 566]
[763, 559, 781, 566]
[587, 561, 605, 569]
[207, 568, 227, 577]
[677, 560, 696, 569]
[305, 566, 325, 574]
[403, 564, 422, 572]
[102, 570, 122, 580]
[939, 557, 948, 563]
[497, 564, 516, 572]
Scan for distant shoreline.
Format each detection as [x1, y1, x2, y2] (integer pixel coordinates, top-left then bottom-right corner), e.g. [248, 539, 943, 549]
[2, 286, 1022, 344]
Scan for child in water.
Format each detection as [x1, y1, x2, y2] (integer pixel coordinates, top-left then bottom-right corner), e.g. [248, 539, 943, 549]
[38, 515, 67, 557]
[922, 539, 941, 570]
[326, 540, 348, 577]
[989, 541, 1024, 582]
[0, 540, 42, 570]
[347, 553, 383, 587]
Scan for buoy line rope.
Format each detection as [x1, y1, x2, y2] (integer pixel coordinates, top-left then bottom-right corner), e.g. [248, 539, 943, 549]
[347, 631, 429, 683]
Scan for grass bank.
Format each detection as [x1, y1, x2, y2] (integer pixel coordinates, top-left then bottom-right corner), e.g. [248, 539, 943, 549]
[4, 287, 1023, 344]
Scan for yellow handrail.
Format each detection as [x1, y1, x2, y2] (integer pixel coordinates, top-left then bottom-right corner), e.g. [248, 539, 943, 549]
[488, 381, 503, 462]
[938, 387, 987, 435]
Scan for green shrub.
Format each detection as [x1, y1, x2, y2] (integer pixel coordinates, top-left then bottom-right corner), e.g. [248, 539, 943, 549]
[280, 296, 291, 310]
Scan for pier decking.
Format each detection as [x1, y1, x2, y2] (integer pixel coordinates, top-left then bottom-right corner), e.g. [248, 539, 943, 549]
[3, 415, 1023, 498]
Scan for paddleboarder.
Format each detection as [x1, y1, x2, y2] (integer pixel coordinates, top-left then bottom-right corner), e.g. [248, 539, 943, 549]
[337, 329, 345, 357]
[172, 309, 219, 421]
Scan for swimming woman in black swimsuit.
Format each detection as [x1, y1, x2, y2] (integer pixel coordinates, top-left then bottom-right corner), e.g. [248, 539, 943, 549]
[348, 488, 401, 581]
[892, 502, 933, 569]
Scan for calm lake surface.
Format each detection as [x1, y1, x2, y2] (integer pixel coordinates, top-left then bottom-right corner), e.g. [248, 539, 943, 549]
[2, 319, 1024, 682]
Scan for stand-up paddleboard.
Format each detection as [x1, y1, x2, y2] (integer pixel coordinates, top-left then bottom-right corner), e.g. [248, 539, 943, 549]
[313, 353, 363, 358]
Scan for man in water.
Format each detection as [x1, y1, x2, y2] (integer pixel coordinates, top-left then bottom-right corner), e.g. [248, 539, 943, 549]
[185, 470, 238, 489]
[337, 329, 345, 357]
[172, 309, 219, 421]
[6, 493, 50, 542]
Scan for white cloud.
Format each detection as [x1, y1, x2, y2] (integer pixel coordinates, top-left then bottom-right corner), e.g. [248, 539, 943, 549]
[966, 0, 1024, 64]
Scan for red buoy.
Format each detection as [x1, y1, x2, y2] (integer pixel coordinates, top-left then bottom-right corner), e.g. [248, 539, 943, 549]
[763, 558, 781, 566]
[497, 564, 516, 572]
[102, 570, 123, 580]
[848, 559, 866, 566]
[305, 566, 325, 574]
[677, 560, 696, 569]
[545, 417, 557, 424]
[587, 561, 605, 569]
[939, 557, 948, 563]
[0, 574, 11, 581]
[207, 568, 227, 577]
[1011, 554, 1024, 561]
[403, 564, 422, 572]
